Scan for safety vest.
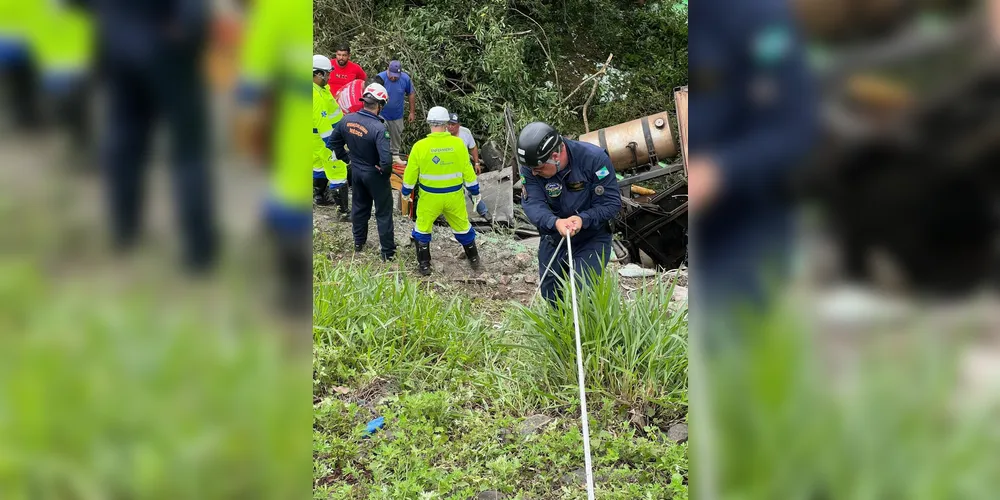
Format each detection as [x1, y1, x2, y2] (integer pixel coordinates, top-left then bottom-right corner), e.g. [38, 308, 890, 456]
[29, 3, 93, 78]
[239, 0, 312, 208]
[317, 83, 343, 127]
[403, 132, 478, 195]
[312, 82, 334, 171]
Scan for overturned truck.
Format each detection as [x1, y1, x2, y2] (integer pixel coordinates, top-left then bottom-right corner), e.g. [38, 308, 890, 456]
[508, 93, 690, 270]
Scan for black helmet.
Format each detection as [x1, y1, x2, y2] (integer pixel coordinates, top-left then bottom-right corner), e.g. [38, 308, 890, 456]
[517, 122, 562, 167]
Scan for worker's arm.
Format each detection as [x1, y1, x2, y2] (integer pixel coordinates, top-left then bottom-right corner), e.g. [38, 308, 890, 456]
[709, 0, 817, 200]
[407, 81, 416, 122]
[357, 66, 367, 81]
[577, 154, 622, 230]
[375, 125, 392, 174]
[470, 146, 481, 173]
[461, 149, 480, 196]
[401, 148, 420, 197]
[520, 166, 558, 234]
[330, 120, 350, 164]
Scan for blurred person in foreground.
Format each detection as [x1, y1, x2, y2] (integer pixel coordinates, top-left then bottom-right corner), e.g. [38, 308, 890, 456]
[0, 2, 41, 130]
[448, 112, 490, 220]
[77, 0, 217, 274]
[401, 106, 482, 276]
[330, 82, 398, 260]
[517, 122, 622, 305]
[312, 54, 349, 216]
[688, 0, 818, 342]
[236, 0, 313, 315]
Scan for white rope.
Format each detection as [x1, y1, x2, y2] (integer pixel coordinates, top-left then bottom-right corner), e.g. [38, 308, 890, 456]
[535, 236, 565, 297]
[566, 233, 596, 499]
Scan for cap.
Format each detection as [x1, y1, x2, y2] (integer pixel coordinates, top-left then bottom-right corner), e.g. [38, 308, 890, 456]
[387, 60, 402, 78]
[448, 113, 459, 124]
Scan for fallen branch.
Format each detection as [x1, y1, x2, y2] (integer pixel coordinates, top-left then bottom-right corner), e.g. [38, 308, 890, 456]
[583, 53, 614, 134]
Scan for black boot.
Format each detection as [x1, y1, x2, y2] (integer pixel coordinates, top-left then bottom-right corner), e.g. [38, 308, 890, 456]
[415, 241, 432, 276]
[335, 185, 350, 218]
[313, 178, 332, 205]
[463, 242, 482, 271]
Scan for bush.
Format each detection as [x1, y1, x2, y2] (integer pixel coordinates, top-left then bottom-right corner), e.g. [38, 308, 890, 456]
[314, 0, 687, 151]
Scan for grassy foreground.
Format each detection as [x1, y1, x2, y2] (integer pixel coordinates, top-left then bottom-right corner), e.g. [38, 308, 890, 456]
[313, 257, 689, 499]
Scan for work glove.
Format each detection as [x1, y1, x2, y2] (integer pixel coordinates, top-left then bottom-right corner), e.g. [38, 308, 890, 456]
[471, 194, 483, 207]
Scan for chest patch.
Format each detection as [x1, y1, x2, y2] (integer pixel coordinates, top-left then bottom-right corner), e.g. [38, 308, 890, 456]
[567, 181, 585, 191]
[596, 166, 610, 179]
[594, 185, 605, 196]
[545, 182, 563, 198]
[432, 156, 441, 164]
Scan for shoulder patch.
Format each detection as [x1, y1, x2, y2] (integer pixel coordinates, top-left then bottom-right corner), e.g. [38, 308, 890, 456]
[384, 131, 391, 139]
[753, 25, 792, 66]
[596, 166, 610, 179]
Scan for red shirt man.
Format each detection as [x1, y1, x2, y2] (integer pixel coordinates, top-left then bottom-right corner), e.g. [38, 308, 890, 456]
[327, 43, 366, 95]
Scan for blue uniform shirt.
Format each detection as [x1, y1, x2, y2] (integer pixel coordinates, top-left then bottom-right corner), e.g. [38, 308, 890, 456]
[690, 0, 816, 223]
[520, 139, 622, 241]
[331, 109, 392, 174]
[376, 71, 412, 121]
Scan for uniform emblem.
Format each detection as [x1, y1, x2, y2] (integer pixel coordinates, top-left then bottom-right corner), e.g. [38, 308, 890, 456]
[596, 166, 610, 179]
[321, 111, 327, 117]
[432, 156, 441, 164]
[545, 182, 562, 198]
[384, 131, 390, 139]
[567, 181, 585, 191]
[753, 25, 792, 66]
[594, 185, 605, 196]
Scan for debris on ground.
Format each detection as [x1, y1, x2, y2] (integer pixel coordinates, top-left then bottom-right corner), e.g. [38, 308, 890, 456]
[619, 263, 657, 278]
[518, 414, 554, 437]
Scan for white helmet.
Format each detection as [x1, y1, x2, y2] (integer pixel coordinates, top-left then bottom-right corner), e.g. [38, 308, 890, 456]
[312, 54, 332, 72]
[426, 106, 450, 124]
[361, 83, 389, 105]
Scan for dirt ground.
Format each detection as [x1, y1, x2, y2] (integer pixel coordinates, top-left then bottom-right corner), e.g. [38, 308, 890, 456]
[313, 194, 687, 308]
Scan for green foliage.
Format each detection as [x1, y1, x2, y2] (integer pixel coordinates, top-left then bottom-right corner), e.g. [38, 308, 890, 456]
[314, 0, 687, 151]
[515, 269, 688, 409]
[312, 259, 689, 497]
[0, 265, 309, 499]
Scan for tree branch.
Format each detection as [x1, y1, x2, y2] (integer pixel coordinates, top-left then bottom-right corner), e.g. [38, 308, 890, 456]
[583, 53, 613, 134]
[510, 8, 559, 90]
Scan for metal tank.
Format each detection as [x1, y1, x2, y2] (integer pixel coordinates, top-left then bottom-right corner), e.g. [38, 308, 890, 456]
[578, 112, 676, 171]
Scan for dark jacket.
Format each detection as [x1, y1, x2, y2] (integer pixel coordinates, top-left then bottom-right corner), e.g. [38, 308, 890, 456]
[520, 139, 622, 241]
[331, 109, 392, 174]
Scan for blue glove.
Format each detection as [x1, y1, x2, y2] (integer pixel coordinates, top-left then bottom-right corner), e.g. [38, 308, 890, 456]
[364, 416, 385, 436]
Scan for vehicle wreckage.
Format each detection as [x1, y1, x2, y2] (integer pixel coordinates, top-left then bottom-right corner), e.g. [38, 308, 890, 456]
[390, 96, 691, 271]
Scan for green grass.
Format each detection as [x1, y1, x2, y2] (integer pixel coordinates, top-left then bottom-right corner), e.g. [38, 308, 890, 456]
[700, 302, 1000, 499]
[0, 259, 311, 499]
[312, 258, 688, 498]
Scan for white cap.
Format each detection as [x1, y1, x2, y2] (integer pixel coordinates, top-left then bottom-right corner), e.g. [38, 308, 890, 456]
[312, 54, 332, 71]
[426, 106, 450, 123]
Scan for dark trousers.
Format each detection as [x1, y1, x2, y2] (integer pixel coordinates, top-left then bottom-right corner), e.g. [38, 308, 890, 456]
[101, 56, 216, 272]
[538, 232, 612, 304]
[0, 53, 40, 129]
[351, 166, 396, 257]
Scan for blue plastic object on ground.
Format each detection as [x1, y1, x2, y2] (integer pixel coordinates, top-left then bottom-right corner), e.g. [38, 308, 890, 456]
[364, 416, 385, 436]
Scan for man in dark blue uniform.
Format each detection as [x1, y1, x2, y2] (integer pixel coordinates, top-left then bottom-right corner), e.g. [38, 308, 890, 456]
[330, 82, 397, 260]
[77, 0, 216, 273]
[517, 122, 622, 304]
[688, 0, 817, 333]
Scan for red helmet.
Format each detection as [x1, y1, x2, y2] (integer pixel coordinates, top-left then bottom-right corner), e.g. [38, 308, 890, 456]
[361, 83, 389, 105]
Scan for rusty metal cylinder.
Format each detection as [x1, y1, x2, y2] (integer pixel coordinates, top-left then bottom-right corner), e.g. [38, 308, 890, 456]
[578, 112, 676, 171]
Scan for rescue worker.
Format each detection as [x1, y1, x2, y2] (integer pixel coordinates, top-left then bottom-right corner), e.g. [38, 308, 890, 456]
[689, 0, 817, 334]
[312, 54, 348, 215]
[517, 121, 622, 304]
[401, 106, 482, 276]
[236, 0, 313, 314]
[330, 82, 398, 260]
[78, 0, 218, 274]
